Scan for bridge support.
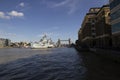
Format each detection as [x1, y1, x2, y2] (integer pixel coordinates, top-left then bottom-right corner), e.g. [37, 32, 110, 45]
[57, 38, 71, 47]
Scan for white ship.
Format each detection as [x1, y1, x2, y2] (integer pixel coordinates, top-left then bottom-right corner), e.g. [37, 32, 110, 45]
[31, 35, 54, 49]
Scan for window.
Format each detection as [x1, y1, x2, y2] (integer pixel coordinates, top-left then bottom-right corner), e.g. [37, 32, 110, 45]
[111, 9, 120, 20]
[110, 0, 120, 9]
[112, 22, 120, 32]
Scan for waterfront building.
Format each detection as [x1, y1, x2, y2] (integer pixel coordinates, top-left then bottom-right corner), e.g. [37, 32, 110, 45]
[110, 0, 120, 48]
[77, 4, 111, 48]
[0, 38, 11, 48]
[95, 5, 111, 48]
[80, 8, 100, 47]
[0, 38, 6, 48]
[10, 42, 31, 48]
[5, 39, 11, 47]
[78, 28, 83, 42]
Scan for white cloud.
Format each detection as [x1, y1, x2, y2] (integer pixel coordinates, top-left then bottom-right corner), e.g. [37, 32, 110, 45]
[43, 0, 81, 14]
[52, 0, 69, 7]
[0, 30, 16, 37]
[19, 2, 25, 7]
[37, 32, 60, 38]
[67, 0, 80, 14]
[0, 11, 10, 19]
[16, 2, 30, 12]
[8, 10, 24, 17]
[0, 10, 24, 19]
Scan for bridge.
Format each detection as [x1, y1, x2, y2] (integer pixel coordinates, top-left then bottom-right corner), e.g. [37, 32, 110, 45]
[56, 38, 72, 47]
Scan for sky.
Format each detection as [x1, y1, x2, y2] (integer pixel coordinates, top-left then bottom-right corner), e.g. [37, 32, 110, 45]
[0, 0, 109, 43]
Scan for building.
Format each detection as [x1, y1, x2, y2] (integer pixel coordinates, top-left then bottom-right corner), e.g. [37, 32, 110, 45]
[0, 38, 11, 48]
[0, 38, 6, 48]
[77, 4, 111, 48]
[95, 5, 111, 48]
[78, 28, 83, 42]
[80, 8, 100, 47]
[110, 0, 120, 48]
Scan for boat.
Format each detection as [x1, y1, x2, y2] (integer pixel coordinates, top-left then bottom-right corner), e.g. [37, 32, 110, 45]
[31, 35, 55, 49]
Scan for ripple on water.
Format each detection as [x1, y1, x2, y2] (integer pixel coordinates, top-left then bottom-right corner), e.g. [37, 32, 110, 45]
[0, 48, 86, 80]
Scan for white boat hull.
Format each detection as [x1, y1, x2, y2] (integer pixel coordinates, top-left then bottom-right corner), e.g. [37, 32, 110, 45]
[31, 43, 54, 49]
[30, 35, 55, 49]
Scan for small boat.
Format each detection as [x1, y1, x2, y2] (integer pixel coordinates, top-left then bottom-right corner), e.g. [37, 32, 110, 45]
[31, 35, 54, 49]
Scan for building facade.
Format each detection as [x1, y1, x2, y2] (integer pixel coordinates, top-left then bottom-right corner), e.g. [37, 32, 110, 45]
[0, 38, 11, 48]
[77, 5, 111, 48]
[95, 5, 111, 48]
[80, 8, 100, 47]
[110, 0, 120, 48]
[0, 38, 6, 48]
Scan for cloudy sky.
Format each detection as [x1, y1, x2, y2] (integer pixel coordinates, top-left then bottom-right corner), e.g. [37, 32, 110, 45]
[0, 0, 109, 42]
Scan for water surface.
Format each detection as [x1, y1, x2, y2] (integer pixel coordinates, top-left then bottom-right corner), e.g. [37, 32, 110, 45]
[0, 48, 86, 80]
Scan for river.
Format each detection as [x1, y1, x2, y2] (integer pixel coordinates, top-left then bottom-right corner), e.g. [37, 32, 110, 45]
[0, 48, 86, 80]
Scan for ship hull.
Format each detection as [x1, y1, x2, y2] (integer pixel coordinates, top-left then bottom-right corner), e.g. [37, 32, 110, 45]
[30, 35, 55, 49]
[31, 44, 54, 49]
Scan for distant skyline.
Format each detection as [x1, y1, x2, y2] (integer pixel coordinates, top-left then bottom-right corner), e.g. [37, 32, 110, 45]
[0, 0, 109, 42]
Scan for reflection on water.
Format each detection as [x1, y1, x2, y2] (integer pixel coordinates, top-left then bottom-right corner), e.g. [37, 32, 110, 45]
[0, 48, 86, 80]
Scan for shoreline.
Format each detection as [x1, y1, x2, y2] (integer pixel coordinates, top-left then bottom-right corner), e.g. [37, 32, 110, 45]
[75, 46, 120, 80]
[75, 45, 120, 62]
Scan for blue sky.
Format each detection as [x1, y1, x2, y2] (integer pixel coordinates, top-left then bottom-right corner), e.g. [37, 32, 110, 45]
[0, 0, 109, 42]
